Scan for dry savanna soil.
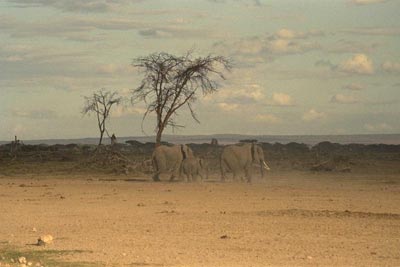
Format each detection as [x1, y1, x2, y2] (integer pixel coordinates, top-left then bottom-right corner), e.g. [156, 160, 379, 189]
[1, 141, 400, 266]
[0, 171, 399, 267]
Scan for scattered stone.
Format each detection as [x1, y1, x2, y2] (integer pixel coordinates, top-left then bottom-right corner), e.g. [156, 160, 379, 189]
[307, 256, 313, 260]
[137, 203, 145, 207]
[27, 262, 33, 266]
[122, 253, 127, 257]
[32, 227, 37, 232]
[10, 259, 14, 263]
[18, 257, 26, 264]
[220, 235, 229, 239]
[37, 234, 53, 246]
[158, 210, 176, 214]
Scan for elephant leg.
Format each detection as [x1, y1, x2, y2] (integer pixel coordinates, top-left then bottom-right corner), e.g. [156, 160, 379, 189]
[198, 172, 204, 181]
[232, 171, 238, 181]
[152, 158, 161, 181]
[245, 165, 252, 183]
[170, 162, 181, 182]
[152, 172, 161, 182]
[220, 159, 227, 182]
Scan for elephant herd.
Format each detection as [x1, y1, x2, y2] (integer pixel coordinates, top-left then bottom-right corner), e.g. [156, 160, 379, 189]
[151, 143, 270, 183]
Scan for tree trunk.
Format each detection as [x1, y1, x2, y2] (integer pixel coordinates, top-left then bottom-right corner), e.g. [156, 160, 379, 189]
[98, 130, 104, 146]
[155, 128, 163, 147]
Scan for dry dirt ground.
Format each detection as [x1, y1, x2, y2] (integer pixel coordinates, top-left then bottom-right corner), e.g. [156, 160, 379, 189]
[0, 172, 399, 267]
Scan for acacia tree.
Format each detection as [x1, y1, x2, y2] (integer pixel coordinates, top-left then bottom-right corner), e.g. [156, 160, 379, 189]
[131, 52, 231, 146]
[82, 89, 122, 146]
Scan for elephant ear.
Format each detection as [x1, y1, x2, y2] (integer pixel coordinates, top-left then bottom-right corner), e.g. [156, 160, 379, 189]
[199, 158, 204, 168]
[181, 145, 187, 159]
[251, 143, 256, 162]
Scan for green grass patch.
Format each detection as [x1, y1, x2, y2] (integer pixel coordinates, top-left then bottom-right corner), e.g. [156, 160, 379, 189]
[0, 243, 102, 267]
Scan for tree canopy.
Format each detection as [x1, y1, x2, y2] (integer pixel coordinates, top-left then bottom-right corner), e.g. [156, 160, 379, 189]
[131, 52, 232, 145]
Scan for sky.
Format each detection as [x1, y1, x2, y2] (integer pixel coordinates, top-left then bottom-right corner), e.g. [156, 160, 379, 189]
[0, 0, 399, 141]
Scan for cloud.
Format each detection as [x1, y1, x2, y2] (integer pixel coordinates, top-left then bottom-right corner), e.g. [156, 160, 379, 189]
[111, 106, 146, 118]
[337, 54, 374, 75]
[271, 93, 294, 106]
[326, 39, 380, 54]
[0, 44, 88, 64]
[208, 0, 263, 7]
[0, 13, 216, 42]
[340, 27, 400, 36]
[213, 29, 323, 66]
[217, 102, 239, 112]
[255, 114, 280, 124]
[364, 122, 392, 132]
[209, 84, 295, 110]
[275, 28, 324, 39]
[267, 38, 319, 55]
[381, 61, 400, 73]
[6, 0, 135, 13]
[343, 83, 365, 90]
[0, 15, 145, 40]
[330, 94, 359, 104]
[314, 59, 336, 70]
[208, 84, 265, 104]
[349, 0, 387, 5]
[302, 109, 325, 121]
[96, 64, 135, 75]
[138, 26, 212, 39]
[11, 109, 58, 120]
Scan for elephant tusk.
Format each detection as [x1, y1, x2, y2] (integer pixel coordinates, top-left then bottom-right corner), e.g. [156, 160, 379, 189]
[263, 161, 271, 170]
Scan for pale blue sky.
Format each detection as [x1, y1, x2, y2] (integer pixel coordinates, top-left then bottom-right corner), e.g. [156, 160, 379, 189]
[1, 0, 399, 140]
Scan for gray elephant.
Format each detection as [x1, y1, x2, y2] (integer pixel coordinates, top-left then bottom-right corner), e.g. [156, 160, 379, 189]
[181, 157, 207, 182]
[220, 143, 270, 182]
[152, 144, 193, 181]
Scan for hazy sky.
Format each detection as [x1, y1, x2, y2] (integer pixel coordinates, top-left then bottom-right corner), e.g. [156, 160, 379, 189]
[1, 0, 399, 140]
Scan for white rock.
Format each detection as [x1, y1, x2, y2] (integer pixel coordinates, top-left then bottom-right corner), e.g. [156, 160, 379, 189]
[18, 257, 27, 264]
[27, 262, 33, 266]
[37, 234, 53, 246]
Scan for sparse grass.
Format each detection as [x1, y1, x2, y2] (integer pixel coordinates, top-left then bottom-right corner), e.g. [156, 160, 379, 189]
[0, 243, 102, 267]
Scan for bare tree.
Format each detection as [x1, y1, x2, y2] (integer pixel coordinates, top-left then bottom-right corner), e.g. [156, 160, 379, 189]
[131, 52, 232, 146]
[82, 89, 122, 146]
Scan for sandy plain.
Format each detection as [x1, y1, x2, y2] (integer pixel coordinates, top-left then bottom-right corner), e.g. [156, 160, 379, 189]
[0, 172, 399, 267]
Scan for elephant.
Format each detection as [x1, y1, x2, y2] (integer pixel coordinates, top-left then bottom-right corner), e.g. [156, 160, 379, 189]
[152, 144, 194, 181]
[220, 143, 270, 183]
[181, 157, 208, 182]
